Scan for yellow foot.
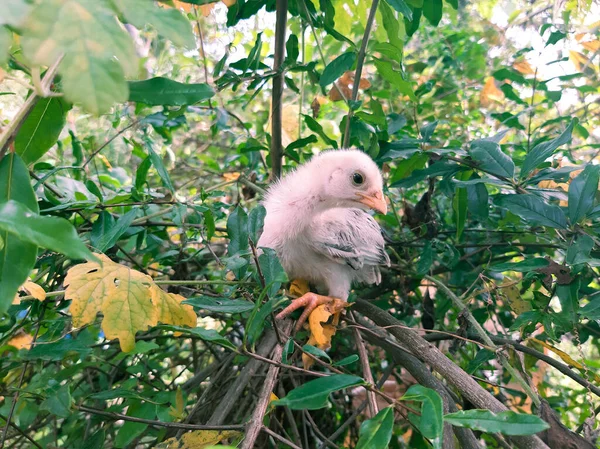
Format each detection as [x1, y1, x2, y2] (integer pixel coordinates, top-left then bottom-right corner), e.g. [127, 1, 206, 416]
[276, 292, 336, 332]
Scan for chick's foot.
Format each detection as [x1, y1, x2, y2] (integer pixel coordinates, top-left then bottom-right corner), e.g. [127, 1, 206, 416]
[276, 292, 335, 332]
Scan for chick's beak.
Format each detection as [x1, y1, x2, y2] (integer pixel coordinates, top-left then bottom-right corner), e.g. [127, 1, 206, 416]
[356, 190, 388, 215]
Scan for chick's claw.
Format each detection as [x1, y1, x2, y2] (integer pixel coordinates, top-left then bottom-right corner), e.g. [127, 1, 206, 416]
[275, 292, 335, 332]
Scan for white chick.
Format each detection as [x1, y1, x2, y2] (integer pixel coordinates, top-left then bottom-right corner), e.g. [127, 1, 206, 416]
[257, 149, 390, 330]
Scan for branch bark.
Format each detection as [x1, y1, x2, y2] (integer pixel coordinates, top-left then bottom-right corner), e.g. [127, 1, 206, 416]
[206, 329, 278, 425]
[241, 321, 293, 448]
[354, 300, 550, 449]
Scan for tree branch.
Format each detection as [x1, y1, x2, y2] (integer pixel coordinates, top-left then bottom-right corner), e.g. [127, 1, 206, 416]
[354, 300, 550, 449]
[270, 0, 288, 179]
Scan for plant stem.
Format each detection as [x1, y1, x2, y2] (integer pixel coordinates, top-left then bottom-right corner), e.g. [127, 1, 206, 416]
[342, 0, 379, 148]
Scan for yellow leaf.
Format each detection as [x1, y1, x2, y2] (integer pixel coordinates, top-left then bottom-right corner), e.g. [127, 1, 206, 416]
[529, 338, 600, 383]
[170, 387, 186, 419]
[289, 279, 310, 297]
[65, 255, 198, 352]
[153, 288, 197, 328]
[13, 280, 46, 304]
[269, 392, 279, 402]
[302, 298, 348, 369]
[501, 281, 531, 314]
[222, 172, 240, 182]
[581, 40, 600, 52]
[480, 77, 504, 107]
[513, 60, 535, 75]
[221, 0, 236, 6]
[154, 430, 242, 449]
[569, 50, 591, 71]
[7, 332, 33, 350]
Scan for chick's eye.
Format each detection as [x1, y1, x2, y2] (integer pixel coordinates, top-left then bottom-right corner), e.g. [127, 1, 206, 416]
[352, 172, 364, 185]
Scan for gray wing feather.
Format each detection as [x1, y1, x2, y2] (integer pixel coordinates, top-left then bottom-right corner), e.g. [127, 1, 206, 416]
[309, 209, 389, 283]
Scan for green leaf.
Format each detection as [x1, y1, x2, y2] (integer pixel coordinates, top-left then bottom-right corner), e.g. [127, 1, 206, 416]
[117, 0, 195, 48]
[128, 77, 215, 106]
[469, 140, 514, 179]
[182, 296, 255, 313]
[404, 7, 421, 36]
[320, 52, 356, 87]
[162, 325, 236, 350]
[0, 154, 38, 313]
[285, 34, 299, 63]
[556, 279, 579, 325]
[521, 119, 577, 178]
[383, 0, 412, 20]
[421, 121, 438, 142]
[566, 234, 594, 266]
[14, 97, 71, 165]
[303, 115, 338, 148]
[135, 156, 152, 190]
[302, 344, 332, 362]
[416, 240, 434, 274]
[379, 0, 404, 52]
[115, 401, 156, 448]
[258, 248, 288, 296]
[356, 406, 395, 449]
[273, 374, 365, 410]
[490, 258, 549, 272]
[245, 296, 281, 347]
[495, 195, 567, 229]
[0, 200, 95, 261]
[466, 180, 489, 220]
[40, 385, 72, 418]
[25, 337, 91, 361]
[286, 135, 318, 152]
[422, 0, 442, 26]
[227, 206, 249, 256]
[581, 294, 600, 320]
[147, 143, 175, 193]
[466, 348, 495, 374]
[248, 205, 266, 244]
[402, 385, 443, 441]
[83, 429, 106, 449]
[373, 59, 416, 101]
[568, 165, 599, 223]
[22, 0, 137, 114]
[444, 410, 550, 436]
[91, 209, 137, 252]
[333, 354, 359, 366]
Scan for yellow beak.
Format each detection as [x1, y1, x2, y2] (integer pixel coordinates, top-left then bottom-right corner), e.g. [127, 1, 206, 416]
[356, 191, 388, 215]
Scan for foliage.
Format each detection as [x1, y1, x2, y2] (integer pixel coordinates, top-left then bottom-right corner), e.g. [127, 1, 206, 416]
[1, 0, 600, 447]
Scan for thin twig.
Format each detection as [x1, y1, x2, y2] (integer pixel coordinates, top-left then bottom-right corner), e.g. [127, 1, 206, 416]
[82, 120, 139, 168]
[77, 405, 244, 431]
[0, 413, 43, 449]
[261, 425, 303, 449]
[350, 311, 378, 416]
